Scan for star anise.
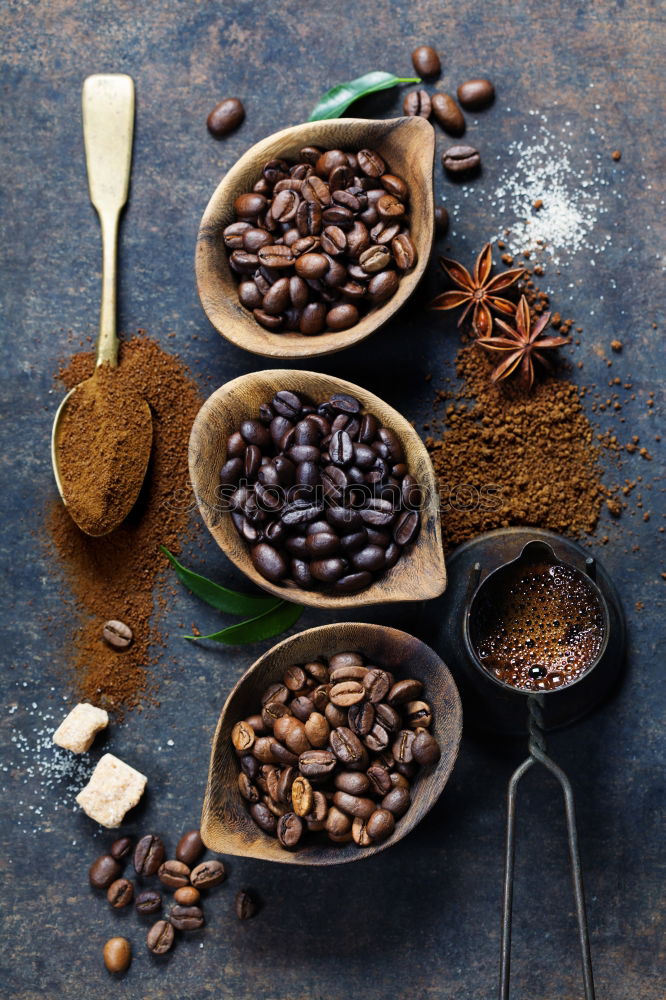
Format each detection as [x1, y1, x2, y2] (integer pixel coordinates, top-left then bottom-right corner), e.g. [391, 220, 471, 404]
[476, 296, 570, 389]
[430, 243, 525, 336]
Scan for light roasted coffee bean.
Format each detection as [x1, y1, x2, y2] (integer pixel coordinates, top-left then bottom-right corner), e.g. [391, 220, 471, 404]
[190, 860, 226, 889]
[146, 920, 174, 955]
[103, 936, 131, 973]
[174, 885, 201, 906]
[158, 860, 190, 890]
[102, 620, 133, 649]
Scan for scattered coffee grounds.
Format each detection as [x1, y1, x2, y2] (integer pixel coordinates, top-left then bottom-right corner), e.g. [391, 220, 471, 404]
[47, 334, 202, 713]
[425, 345, 606, 548]
[470, 559, 606, 692]
[56, 367, 152, 536]
[233, 650, 441, 851]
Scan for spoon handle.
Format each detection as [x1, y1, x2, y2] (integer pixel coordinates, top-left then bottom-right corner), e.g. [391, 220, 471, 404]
[81, 74, 135, 368]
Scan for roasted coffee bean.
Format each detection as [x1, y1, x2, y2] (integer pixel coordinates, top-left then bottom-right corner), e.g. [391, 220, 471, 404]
[274, 716, 310, 754]
[334, 572, 373, 593]
[304, 712, 330, 748]
[388, 678, 423, 704]
[300, 301, 327, 334]
[103, 936, 132, 973]
[174, 885, 201, 906]
[359, 244, 391, 274]
[238, 281, 264, 310]
[334, 770, 371, 795]
[412, 729, 441, 765]
[348, 701, 375, 737]
[333, 791, 376, 819]
[394, 509, 420, 546]
[412, 44, 441, 77]
[352, 816, 374, 846]
[442, 144, 481, 175]
[367, 763, 392, 796]
[363, 668, 391, 703]
[257, 244, 295, 269]
[330, 726, 365, 766]
[457, 78, 495, 110]
[283, 664, 307, 691]
[352, 545, 386, 573]
[431, 92, 466, 136]
[235, 889, 258, 920]
[110, 836, 133, 861]
[405, 700, 433, 728]
[391, 233, 417, 270]
[272, 390, 302, 419]
[364, 721, 390, 752]
[403, 89, 432, 119]
[158, 860, 190, 890]
[243, 227, 273, 252]
[290, 694, 315, 721]
[134, 835, 165, 878]
[366, 808, 395, 842]
[146, 920, 174, 955]
[357, 149, 385, 177]
[326, 806, 353, 840]
[368, 270, 399, 304]
[107, 878, 134, 908]
[375, 702, 401, 733]
[393, 729, 416, 764]
[251, 543, 287, 582]
[135, 889, 162, 915]
[224, 221, 252, 249]
[90, 854, 123, 889]
[190, 860, 226, 889]
[295, 251, 329, 279]
[238, 772, 260, 802]
[329, 680, 366, 707]
[234, 192, 267, 219]
[102, 619, 133, 650]
[277, 812, 303, 848]
[292, 774, 314, 816]
[299, 748, 337, 778]
[311, 558, 346, 583]
[231, 720, 256, 754]
[382, 786, 411, 817]
[170, 904, 205, 931]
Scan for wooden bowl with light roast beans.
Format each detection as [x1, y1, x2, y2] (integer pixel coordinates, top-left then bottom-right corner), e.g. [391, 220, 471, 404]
[201, 623, 462, 866]
[195, 116, 435, 359]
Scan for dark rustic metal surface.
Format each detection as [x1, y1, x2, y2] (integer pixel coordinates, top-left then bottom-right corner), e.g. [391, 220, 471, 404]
[1, 1, 664, 998]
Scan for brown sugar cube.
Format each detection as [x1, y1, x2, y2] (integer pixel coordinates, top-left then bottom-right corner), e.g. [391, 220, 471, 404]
[76, 753, 147, 828]
[52, 702, 109, 753]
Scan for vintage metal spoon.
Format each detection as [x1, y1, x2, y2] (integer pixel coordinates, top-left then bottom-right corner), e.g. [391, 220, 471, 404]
[51, 73, 152, 536]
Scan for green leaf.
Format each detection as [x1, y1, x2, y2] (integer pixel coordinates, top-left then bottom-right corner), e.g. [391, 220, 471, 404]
[160, 546, 279, 617]
[308, 72, 421, 121]
[185, 600, 304, 645]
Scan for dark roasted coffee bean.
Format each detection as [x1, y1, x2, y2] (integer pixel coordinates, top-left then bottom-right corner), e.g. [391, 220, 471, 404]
[238, 772, 260, 802]
[315, 149, 348, 177]
[394, 509, 420, 546]
[334, 571, 373, 593]
[110, 836, 133, 861]
[134, 835, 165, 877]
[107, 878, 134, 908]
[392, 233, 417, 270]
[300, 301, 327, 334]
[334, 770, 371, 795]
[251, 543, 287, 582]
[375, 702, 401, 733]
[367, 763, 392, 795]
[272, 390, 302, 419]
[302, 174, 331, 206]
[320, 225, 347, 256]
[332, 791, 376, 819]
[412, 44, 441, 77]
[442, 144, 481, 175]
[207, 97, 245, 136]
[435, 205, 450, 234]
[234, 192, 267, 219]
[403, 89, 432, 119]
[238, 280, 264, 310]
[310, 557, 346, 583]
[235, 889, 258, 920]
[262, 157, 290, 184]
[366, 808, 395, 842]
[240, 753, 260, 781]
[250, 801, 278, 835]
[170, 904, 205, 931]
[393, 729, 416, 763]
[348, 701, 375, 737]
[330, 726, 365, 767]
[457, 78, 495, 110]
[382, 785, 411, 817]
[357, 149, 385, 177]
[147, 919, 174, 954]
[364, 721, 390, 752]
[412, 729, 441, 765]
[363, 668, 391, 703]
[158, 860, 190, 890]
[388, 678, 423, 705]
[277, 812, 303, 848]
[368, 269, 399, 304]
[257, 244, 295, 269]
[295, 251, 329, 279]
[243, 227, 273, 252]
[136, 889, 162, 915]
[224, 221, 252, 248]
[352, 544, 386, 572]
[89, 854, 123, 889]
[190, 859, 226, 889]
[262, 276, 291, 315]
[299, 748, 337, 778]
[431, 92, 466, 136]
[175, 886, 201, 906]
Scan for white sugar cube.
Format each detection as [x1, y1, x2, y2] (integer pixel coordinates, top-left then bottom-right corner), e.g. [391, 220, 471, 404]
[52, 702, 109, 753]
[76, 753, 147, 828]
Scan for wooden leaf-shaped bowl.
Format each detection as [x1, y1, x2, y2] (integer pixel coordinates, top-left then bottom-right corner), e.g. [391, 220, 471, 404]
[201, 623, 462, 865]
[195, 116, 435, 359]
[188, 369, 447, 609]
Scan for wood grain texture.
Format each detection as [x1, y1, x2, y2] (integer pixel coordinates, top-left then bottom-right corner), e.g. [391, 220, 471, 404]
[201, 622, 462, 864]
[188, 368, 447, 607]
[195, 116, 435, 359]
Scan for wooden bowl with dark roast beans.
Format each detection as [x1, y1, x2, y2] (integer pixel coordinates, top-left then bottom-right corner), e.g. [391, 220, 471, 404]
[195, 116, 435, 359]
[188, 369, 447, 609]
[201, 623, 462, 865]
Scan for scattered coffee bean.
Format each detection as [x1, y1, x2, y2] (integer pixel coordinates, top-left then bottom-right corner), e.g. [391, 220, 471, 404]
[456, 78, 495, 111]
[102, 620, 133, 650]
[110, 836, 133, 861]
[158, 860, 190, 890]
[411, 44, 441, 77]
[134, 834, 165, 877]
[190, 860, 226, 889]
[89, 854, 123, 890]
[174, 885, 201, 906]
[403, 89, 432, 119]
[235, 889, 258, 920]
[207, 97, 245, 137]
[170, 904, 205, 931]
[431, 93, 466, 136]
[224, 146, 416, 335]
[441, 145, 481, 176]
[103, 936, 131, 973]
[175, 829, 204, 866]
[435, 205, 450, 235]
[146, 919, 175, 955]
[135, 889, 162, 915]
[107, 877, 134, 908]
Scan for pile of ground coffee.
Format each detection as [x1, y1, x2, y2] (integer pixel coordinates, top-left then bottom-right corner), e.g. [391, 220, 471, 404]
[56, 366, 153, 536]
[48, 334, 202, 713]
[425, 345, 606, 549]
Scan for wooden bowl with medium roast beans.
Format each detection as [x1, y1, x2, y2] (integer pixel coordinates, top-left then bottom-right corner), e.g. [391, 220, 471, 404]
[188, 369, 447, 609]
[195, 116, 435, 359]
[201, 623, 462, 866]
